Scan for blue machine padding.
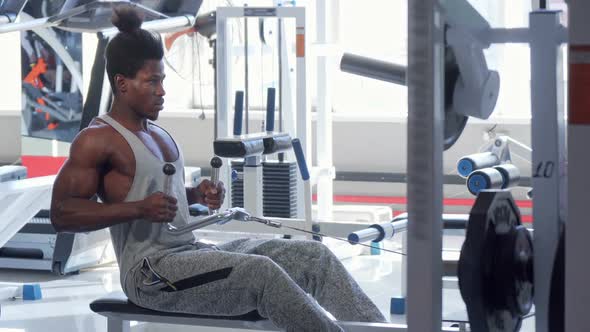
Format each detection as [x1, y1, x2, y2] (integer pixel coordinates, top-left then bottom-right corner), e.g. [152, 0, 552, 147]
[370, 241, 382, 255]
[467, 173, 488, 195]
[391, 297, 406, 315]
[348, 233, 360, 244]
[233, 91, 244, 136]
[291, 139, 310, 181]
[457, 158, 474, 177]
[497, 167, 509, 189]
[265, 88, 276, 132]
[23, 284, 42, 300]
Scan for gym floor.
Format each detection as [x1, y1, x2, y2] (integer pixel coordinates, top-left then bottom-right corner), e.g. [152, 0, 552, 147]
[0, 239, 536, 332]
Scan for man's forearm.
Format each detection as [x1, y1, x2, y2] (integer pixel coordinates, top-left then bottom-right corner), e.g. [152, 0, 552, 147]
[51, 198, 142, 233]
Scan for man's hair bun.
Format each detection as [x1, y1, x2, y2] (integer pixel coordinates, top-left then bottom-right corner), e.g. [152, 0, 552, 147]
[111, 5, 144, 34]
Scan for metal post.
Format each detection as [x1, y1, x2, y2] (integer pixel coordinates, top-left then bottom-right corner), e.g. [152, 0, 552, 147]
[106, 318, 130, 332]
[294, 8, 310, 221]
[278, 17, 283, 133]
[216, 8, 235, 212]
[213, 39, 218, 139]
[315, 0, 334, 223]
[244, 10, 250, 134]
[401, 230, 407, 298]
[243, 156, 263, 217]
[406, 0, 444, 330]
[567, 1, 590, 330]
[278, 13, 297, 167]
[529, 11, 566, 332]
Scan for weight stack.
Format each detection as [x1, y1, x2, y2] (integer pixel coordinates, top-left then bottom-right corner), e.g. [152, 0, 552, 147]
[262, 161, 297, 218]
[230, 160, 244, 208]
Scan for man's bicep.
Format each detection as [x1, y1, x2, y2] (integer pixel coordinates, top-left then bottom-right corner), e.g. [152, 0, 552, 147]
[53, 131, 106, 201]
[53, 159, 101, 201]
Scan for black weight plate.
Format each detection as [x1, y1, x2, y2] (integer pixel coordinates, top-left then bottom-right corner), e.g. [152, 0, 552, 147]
[459, 190, 528, 332]
[549, 225, 564, 332]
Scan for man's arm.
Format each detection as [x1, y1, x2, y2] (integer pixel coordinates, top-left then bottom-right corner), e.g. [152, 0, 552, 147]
[50, 129, 176, 233]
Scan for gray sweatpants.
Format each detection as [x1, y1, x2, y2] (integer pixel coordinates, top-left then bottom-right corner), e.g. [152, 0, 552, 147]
[124, 238, 386, 331]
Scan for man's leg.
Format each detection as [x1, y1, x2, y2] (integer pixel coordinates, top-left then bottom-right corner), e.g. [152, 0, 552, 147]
[126, 248, 343, 332]
[218, 238, 387, 322]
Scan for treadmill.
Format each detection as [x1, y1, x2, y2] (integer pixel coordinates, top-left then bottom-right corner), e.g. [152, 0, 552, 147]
[0, 209, 113, 275]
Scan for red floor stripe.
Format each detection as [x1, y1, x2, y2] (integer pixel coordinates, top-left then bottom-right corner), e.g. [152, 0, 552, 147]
[313, 194, 533, 209]
[314, 194, 533, 222]
[21, 155, 67, 178]
[392, 210, 533, 223]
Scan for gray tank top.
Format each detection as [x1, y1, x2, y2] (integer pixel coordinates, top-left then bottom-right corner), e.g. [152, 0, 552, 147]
[99, 114, 196, 282]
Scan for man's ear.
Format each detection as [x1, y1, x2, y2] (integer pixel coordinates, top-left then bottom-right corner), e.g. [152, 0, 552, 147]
[114, 74, 127, 94]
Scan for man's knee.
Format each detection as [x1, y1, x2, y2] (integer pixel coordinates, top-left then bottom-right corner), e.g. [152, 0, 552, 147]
[262, 238, 336, 264]
[247, 255, 283, 277]
[295, 239, 333, 257]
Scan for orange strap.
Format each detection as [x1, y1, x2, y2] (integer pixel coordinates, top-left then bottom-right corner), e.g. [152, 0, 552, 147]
[165, 27, 195, 51]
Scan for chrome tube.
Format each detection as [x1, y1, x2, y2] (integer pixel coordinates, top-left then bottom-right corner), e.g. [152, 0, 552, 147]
[166, 208, 251, 235]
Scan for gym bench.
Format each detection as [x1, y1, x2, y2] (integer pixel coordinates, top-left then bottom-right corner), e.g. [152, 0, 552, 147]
[90, 291, 410, 332]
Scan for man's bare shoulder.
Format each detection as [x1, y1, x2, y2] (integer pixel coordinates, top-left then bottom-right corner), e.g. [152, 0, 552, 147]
[85, 117, 115, 134]
[69, 118, 117, 164]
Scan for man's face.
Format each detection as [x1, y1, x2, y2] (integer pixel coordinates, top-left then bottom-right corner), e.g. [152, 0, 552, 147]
[121, 59, 166, 121]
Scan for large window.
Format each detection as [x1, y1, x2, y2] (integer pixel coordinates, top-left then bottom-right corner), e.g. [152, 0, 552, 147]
[334, 0, 407, 117]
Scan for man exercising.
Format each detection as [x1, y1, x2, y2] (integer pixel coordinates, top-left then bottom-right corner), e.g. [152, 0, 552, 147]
[50, 6, 386, 331]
